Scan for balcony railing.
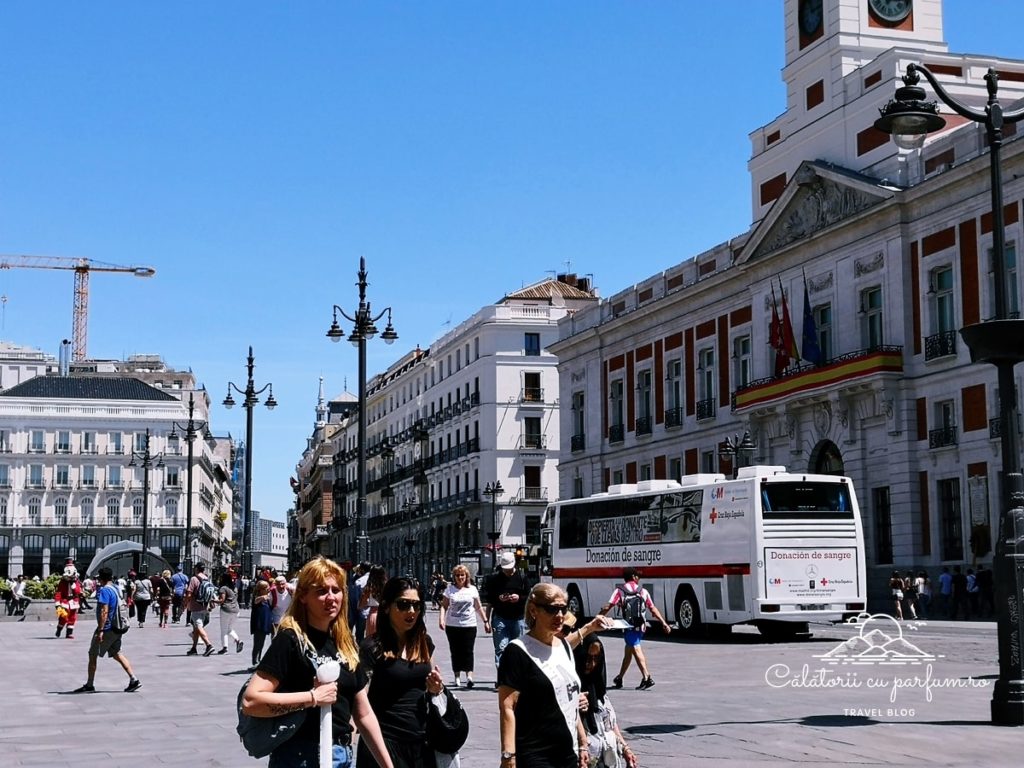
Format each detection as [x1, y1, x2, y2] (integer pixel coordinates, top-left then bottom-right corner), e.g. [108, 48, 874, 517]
[608, 424, 625, 444]
[570, 434, 585, 452]
[636, 416, 652, 436]
[665, 407, 683, 428]
[518, 434, 546, 450]
[520, 387, 544, 403]
[696, 397, 716, 421]
[924, 330, 957, 361]
[515, 487, 548, 503]
[990, 415, 1024, 439]
[928, 426, 958, 449]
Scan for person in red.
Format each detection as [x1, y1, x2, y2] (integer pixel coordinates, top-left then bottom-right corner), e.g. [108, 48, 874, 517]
[598, 567, 672, 690]
[55, 560, 83, 639]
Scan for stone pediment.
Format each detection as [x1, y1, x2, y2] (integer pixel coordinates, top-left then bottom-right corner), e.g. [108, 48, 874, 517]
[740, 162, 895, 263]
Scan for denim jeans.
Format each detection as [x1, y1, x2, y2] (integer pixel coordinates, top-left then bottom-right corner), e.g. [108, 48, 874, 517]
[491, 615, 525, 668]
[269, 741, 352, 768]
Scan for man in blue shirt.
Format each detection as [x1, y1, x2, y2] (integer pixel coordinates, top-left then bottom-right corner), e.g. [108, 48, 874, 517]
[171, 564, 189, 623]
[72, 567, 141, 693]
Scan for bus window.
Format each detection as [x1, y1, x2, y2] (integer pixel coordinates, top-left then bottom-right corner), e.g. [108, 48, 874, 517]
[760, 482, 854, 519]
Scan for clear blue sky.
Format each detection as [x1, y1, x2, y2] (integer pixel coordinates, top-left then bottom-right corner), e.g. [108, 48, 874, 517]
[0, 2, 1020, 521]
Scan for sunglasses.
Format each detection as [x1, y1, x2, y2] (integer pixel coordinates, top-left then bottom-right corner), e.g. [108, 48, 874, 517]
[536, 603, 569, 616]
[395, 599, 423, 612]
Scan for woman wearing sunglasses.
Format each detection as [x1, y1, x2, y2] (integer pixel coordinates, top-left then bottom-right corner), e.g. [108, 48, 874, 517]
[498, 583, 588, 768]
[358, 576, 446, 768]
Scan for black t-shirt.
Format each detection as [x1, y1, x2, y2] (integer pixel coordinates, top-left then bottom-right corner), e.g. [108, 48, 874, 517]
[257, 626, 368, 747]
[497, 641, 576, 767]
[484, 571, 531, 621]
[360, 635, 435, 742]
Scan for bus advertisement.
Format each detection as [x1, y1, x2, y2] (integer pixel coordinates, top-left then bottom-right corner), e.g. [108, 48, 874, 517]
[539, 465, 867, 639]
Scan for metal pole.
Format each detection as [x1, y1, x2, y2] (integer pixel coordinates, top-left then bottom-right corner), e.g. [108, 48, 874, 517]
[141, 429, 151, 574]
[184, 394, 196, 573]
[243, 362, 255, 579]
[357, 332, 368, 563]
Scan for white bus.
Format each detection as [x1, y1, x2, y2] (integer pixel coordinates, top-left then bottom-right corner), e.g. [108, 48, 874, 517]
[539, 465, 866, 639]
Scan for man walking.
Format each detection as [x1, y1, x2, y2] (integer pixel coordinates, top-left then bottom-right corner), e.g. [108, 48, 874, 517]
[484, 551, 531, 670]
[270, 574, 294, 634]
[73, 567, 141, 693]
[599, 567, 672, 690]
[183, 563, 216, 656]
[170, 564, 189, 623]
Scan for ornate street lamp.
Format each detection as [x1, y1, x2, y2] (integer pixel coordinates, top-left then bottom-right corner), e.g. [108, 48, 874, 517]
[169, 392, 211, 574]
[483, 481, 504, 571]
[223, 347, 277, 578]
[326, 257, 398, 563]
[876, 62, 1024, 725]
[127, 428, 164, 575]
[718, 432, 755, 479]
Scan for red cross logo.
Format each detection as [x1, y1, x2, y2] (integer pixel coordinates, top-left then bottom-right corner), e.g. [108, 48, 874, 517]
[709, 509, 718, 524]
[820, 578, 829, 587]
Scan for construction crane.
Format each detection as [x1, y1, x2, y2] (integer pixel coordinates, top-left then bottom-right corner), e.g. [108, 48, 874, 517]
[0, 255, 156, 361]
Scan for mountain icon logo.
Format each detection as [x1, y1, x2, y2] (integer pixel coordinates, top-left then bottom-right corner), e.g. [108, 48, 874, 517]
[814, 614, 941, 665]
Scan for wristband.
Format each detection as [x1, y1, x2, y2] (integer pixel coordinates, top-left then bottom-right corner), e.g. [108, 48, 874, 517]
[309, 689, 316, 707]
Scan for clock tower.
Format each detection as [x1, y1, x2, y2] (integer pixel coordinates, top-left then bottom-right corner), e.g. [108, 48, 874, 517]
[749, 0, 949, 222]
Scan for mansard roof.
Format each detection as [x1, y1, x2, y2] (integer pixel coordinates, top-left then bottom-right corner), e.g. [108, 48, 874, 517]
[0, 374, 179, 401]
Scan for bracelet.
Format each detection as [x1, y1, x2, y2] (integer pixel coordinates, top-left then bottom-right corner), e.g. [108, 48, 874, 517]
[309, 689, 316, 707]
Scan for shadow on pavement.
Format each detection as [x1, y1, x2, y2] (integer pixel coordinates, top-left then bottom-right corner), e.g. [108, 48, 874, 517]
[624, 723, 694, 735]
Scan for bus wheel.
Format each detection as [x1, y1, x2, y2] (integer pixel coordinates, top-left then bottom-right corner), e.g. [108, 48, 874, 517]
[756, 620, 809, 640]
[675, 590, 701, 637]
[567, 587, 586, 622]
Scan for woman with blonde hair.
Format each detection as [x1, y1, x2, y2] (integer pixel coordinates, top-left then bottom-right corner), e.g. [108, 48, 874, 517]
[439, 564, 489, 688]
[242, 556, 394, 768]
[499, 583, 588, 768]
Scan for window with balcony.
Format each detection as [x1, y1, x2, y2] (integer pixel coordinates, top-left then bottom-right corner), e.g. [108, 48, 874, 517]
[522, 371, 542, 402]
[0, 497, 6, 526]
[55, 464, 71, 489]
[109, 432, 123, 455]
[166, 465, 180, 488]
[525, 332, 541, 357]
[814, 303, 833, 362]
[861, 287, 883, 350]
[107, 465, 122, 489]
[697, 348, 715, 420]
[930, 400, 958, 449]
[133, 498, 144, 525]
[55, 497, 69, 527]
[609, 379, 624, 443]
[987, 242, 1020, 319]
[523, 417, 543, 449]
[872, 486, 893, 565]
[28, 464, 45, 489]
[30, 430, 45, 453]
[166, 497, 178, 526]
[0, 430, 9, 453]
[81, 498, 94, 526]
[665, 359, 682, 428]
[134, 432, 147, 453]
[636, 369, 652, 435]
[81, 465, 96, 489]
[939, 477, 963, 560]
[926, 266, 957, 360]
[82, 431, 97, 454]
[571, 392, 585, 451]
[28, 497, 41, 525]
[733, 336, 751, 389]
[106, 498, 120, 525]
[56, 430, 71, 454]
[0, 464, 8, 488]
[523, 465, 543, 500]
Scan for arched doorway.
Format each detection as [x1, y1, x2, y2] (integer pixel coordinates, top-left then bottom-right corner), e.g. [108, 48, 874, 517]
[809, 440, 845, 475]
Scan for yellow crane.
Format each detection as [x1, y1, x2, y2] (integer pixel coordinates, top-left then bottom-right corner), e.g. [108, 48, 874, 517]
[0, 255, 156, 361]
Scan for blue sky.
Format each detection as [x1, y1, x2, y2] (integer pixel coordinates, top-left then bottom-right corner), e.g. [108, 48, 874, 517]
[0, 2, 1021, 521]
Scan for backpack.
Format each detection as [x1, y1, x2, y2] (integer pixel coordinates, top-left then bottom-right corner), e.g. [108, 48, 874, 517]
[107, 585, 131, 635]
[197, 578, 218, 607]
[618, 584, 647, 629]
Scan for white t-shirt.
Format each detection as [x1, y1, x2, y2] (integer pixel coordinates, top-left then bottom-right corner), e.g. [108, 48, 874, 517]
[443, 584, 481, 628]
[271, 587, 292, 623]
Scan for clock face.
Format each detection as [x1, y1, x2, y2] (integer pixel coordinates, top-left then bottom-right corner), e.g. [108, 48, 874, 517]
[868, 0, 912, 23]
[799, 0, 823, 36]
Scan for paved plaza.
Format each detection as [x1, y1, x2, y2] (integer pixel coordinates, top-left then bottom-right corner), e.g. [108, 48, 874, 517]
[0, 608, 1018, 767]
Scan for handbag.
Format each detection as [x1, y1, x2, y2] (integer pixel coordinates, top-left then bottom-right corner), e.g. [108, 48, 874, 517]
[425, 687, 470, 756]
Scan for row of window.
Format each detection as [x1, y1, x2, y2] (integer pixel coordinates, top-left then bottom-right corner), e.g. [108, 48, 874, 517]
[0, 463, 181, 489]
[0, 533, 182, 557]
[0, 496, 180, 527]
[0, 429, 181, 455]
[872, 478, 976, 566]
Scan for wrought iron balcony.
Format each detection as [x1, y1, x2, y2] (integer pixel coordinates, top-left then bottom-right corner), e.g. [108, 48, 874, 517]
[696, 397, 716, 421]
[570, 434, 585, 452]
[665, 407, 683, 428]
[518, 434, 546, 450]
[520, 387, 544, 403]
[928, 426, 958, 449]
[636, 416, 652, 436]
[989, 415, 1023, 439]
[924, 330, 957, 361]
[608, 424, 624, 444]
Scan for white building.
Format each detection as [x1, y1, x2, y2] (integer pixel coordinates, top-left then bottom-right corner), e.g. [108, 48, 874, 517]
[550, 0, 1024, 611]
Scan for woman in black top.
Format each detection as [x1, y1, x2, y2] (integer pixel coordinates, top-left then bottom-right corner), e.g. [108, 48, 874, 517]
[242, 556, 394, 768]
[358, 577, 445, 768]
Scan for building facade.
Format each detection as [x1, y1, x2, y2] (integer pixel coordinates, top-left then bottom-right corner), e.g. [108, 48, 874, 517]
[550, 0, 1024, 610]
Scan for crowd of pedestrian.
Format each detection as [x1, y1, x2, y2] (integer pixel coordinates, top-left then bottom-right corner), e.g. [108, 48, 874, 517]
[885, 564, 996, 621]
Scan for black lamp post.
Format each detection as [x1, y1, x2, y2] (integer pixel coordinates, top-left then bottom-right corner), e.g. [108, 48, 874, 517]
[718, 431, 755, 479]
[128, 428, 164, 575]
[483, 481, 504, 571]
[326, 257, 398, 563]
[403, 500, 417, 578]
[169, 392, 210, 574]
[876, 63, 1024, 726]
[223, 347, 277, 579]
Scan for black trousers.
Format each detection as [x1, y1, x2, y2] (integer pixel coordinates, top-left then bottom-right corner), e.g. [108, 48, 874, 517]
[445, 625, 478, 673]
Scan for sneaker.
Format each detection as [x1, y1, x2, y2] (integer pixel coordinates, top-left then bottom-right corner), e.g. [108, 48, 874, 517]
[203, 645, 216, 657]
[217, 647, 228, 655]
[125, 678, 142, 693]
[639, 677, 655, 690]
[452, 679, 461, 688]
[186, 648, 198, 656]
[236, 640, 244, 654]
[72, 682, 95, 694]
[466, 680, 475, 689]
[611, 676, 623, 690]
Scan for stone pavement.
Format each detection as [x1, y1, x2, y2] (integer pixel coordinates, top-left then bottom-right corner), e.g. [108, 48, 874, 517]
[0, 608, 1019, 767]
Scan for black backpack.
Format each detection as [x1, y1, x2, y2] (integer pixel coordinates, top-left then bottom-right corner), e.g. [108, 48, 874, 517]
[618, 585, 647, 629]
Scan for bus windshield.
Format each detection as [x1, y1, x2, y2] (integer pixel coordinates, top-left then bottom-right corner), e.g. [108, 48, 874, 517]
[760, 482, 853, 519]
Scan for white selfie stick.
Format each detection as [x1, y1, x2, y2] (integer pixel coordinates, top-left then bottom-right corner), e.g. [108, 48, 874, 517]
[316, 660, 341, 768]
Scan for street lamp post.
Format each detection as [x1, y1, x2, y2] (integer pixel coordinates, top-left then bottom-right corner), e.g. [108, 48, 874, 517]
[169, 392, 210, 574]
[326, 257, 398, 564]
[876, 63, 1024, 726]
[403, 500, 417, 578]
[718, 432, 755, 479]
[128, 428, 164, 575]
[483, 481, 504, 571]
[223, 347, 277, 579]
